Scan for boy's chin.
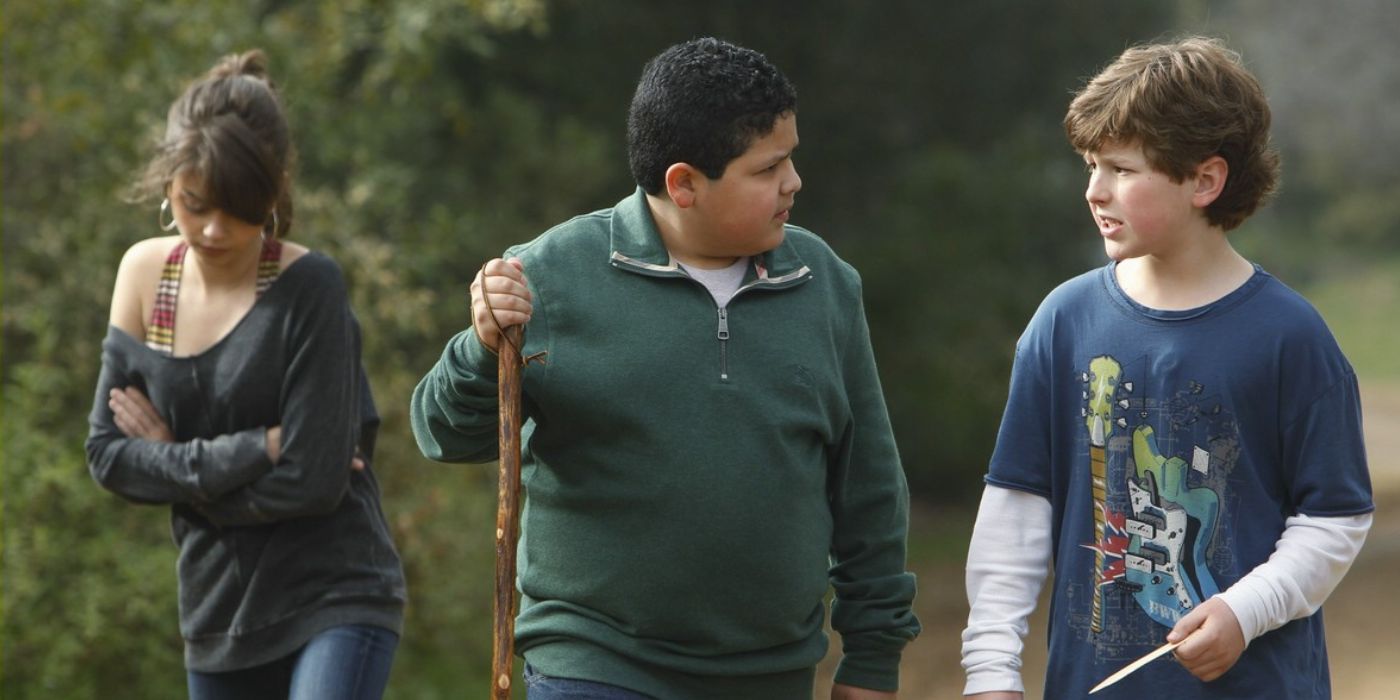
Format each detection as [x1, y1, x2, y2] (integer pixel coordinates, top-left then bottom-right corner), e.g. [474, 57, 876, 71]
[749, 227, 786, 254]
[1102, 242, 1137, 262]
[718, 230, 785, 259]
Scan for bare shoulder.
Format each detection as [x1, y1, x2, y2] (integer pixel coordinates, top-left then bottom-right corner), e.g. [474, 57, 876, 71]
[109, 236, 183, 335]
[278, 239, 310, 270]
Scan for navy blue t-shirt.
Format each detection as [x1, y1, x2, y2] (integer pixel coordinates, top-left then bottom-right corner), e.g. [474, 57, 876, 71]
[987, 262, 1372, 699]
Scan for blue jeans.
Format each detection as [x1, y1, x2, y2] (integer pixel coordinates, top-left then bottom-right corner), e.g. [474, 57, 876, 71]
[524, 664, 654, 699]
[187, 624, 399, 700]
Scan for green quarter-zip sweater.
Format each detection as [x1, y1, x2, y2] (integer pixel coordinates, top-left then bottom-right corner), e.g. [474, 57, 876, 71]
[411, 189, 919, 698]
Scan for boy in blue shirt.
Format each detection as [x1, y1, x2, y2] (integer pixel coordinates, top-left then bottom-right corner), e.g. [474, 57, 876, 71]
[961, 37, 1373, 699]
[413, 38, 918, 699]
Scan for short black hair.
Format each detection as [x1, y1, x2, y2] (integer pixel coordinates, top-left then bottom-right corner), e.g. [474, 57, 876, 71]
[627, 37, 797, 195]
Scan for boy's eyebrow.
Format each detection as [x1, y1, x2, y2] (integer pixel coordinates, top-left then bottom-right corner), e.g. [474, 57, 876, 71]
[762, 142, 798, 166]
[1085, 152, 1135, 168]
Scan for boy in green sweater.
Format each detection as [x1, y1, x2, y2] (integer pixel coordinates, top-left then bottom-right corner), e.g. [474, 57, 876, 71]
[411, 37, 919, 699]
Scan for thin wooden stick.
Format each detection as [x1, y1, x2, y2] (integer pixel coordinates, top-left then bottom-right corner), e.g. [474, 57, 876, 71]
[492, 324, 525, 699]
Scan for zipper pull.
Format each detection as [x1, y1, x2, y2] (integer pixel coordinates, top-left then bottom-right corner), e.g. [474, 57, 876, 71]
[717, 307, 730, 340]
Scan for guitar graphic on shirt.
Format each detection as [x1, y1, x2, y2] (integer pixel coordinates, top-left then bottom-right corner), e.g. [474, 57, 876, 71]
[1123, 425, 1221, 626]
[1083, 356, 1124, 634]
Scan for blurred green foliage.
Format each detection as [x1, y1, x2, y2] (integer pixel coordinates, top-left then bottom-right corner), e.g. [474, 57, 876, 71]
[4, 1, 1396, 697]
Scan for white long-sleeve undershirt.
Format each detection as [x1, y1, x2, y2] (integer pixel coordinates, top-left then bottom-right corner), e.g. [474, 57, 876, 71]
[960, 483, 1372, 695]
[1215, 509, 1372, 643]
[961, 485, 1054, 695]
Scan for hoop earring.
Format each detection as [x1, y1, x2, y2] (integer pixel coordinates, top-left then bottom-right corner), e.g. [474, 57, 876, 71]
[159, 198, 177, 231]
[266, 209, 280, 238]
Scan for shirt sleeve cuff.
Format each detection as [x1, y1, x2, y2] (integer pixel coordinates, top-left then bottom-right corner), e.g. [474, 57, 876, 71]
[452, 327, 500, 377]
[963, 668, 1026, 695]
[833, 650, 903, 693]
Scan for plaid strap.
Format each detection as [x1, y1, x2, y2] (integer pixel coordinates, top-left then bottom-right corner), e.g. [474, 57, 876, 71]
[256, 237, 283, 297]
[144, 243, 186, 353]
[145, 237, 284, 355]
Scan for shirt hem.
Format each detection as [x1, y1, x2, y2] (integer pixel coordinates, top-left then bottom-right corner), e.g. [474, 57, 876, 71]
[184, 598, 404, 673]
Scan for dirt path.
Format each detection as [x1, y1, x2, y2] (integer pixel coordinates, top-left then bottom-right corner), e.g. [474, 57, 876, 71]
[815, 381, 1400, 698]
[1323, 380, 1400, 700]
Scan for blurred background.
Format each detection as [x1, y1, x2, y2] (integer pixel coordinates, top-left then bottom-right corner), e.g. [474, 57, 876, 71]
[4, 1, 1396, 697]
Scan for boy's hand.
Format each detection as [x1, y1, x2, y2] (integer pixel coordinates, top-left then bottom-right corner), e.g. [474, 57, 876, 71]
[109, 386, 173, 443]
[471, 257, 532, 353]
[831, 683, 894, 700]
[1167, 597, 1246, 682]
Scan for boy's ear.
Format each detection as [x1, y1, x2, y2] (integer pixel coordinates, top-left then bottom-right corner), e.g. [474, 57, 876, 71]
[664, 163, 701, 209]
[1191, 155, 1229, 208]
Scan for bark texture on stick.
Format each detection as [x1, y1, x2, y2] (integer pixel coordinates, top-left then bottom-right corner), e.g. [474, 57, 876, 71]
[492, 325, 525, 699]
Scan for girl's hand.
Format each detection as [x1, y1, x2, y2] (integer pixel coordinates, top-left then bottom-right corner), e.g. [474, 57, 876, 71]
[109, 387, 173, 442]
[267, 425, 366, 471]
[265, 425, 282, 463]
[108, 391, 365, 474]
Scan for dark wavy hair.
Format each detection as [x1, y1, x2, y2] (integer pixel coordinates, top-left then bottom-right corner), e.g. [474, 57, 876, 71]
[133, 49, 295, 238]
[1065, 36, 1281, 231]
[627, 37, 797, 195]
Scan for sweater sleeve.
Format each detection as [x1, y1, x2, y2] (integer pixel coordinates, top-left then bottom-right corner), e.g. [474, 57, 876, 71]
[827, 291, 921, 692]
[193, 262, 363, 526]
[1216, 511, 1372, 644]
[961, 484, 1053, 695]
[86, 331, 274, 504]
[409, 326, 504, 463]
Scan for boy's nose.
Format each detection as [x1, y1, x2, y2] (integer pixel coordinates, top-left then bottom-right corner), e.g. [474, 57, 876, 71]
[784, 162, 802, 195]
[1085, 173, 1108, 205]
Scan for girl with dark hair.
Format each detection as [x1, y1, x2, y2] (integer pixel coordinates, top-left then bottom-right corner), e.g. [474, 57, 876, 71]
[86, 50, 406, 700]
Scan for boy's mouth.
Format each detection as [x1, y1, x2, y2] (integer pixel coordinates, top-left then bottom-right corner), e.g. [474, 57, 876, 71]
[1095, 213, 1124, 234]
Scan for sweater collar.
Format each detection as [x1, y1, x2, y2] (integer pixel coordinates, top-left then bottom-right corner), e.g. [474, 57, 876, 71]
[608, 187, 808, 281]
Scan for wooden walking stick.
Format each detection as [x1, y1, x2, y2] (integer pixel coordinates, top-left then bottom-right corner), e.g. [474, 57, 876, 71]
[493, 323, 525, 699]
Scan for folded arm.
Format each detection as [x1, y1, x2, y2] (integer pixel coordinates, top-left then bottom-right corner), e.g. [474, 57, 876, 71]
[193, 284, 366, 527]
[86, 353, 273, 504]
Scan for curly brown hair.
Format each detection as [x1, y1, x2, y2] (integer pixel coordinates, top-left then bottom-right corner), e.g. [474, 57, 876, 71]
[132, 49, 295, 238]
[1064, 36, 1281, 231]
